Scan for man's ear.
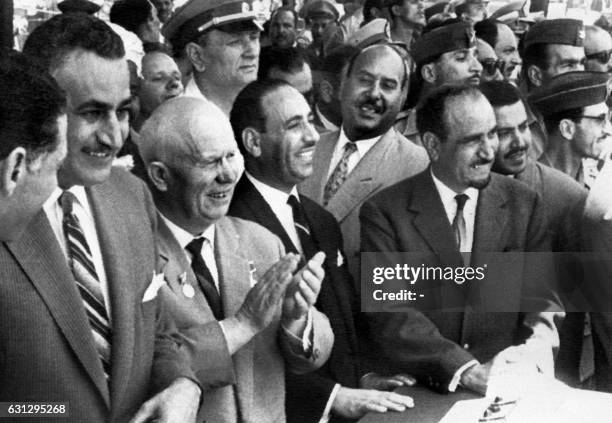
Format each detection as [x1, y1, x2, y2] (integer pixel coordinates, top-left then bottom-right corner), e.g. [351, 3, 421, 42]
[147, 161, 172, 192]
[527, 65, 543, 87]
[185, 41, 206, 73]
[390, 4, 402, 17]
[421, 131, 441, 162]
[242, 128, 263, 158]
[421, 63, 437, 84]
[318, 79, 334, 104]
[1, 147, 27, 197]
[559, 118, 576, 141]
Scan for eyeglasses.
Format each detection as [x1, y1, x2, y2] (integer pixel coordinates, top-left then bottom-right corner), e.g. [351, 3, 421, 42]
[576, 112, 612, 126]
[479, 59, 504, 77]
[586, 49, 612, 64]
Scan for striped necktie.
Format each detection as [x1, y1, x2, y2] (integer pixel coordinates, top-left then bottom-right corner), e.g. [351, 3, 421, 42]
[323, 141, 357, 206]
[287, 194, 317, 262]
[60, 191, 112, 380]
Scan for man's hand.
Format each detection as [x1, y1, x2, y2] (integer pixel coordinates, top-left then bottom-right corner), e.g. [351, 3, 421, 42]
[331, 387, 414, 419]
[282, 252, 325, 324]
[360, 373, 417, 391]
[129, 377, 201, 423]
[235, 253, 299, 333]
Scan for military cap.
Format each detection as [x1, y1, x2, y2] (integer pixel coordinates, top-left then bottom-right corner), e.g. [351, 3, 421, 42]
[454, 0, 488, 17]
[162, 0, 263, 49]
[529, 71, 609, 116]
[346, 18, 390, 49]
[57, 0, 101, 14]
[305, 0, 340, 21]
[523, 18, 585, 50]
[425, 2, 449, 22]
[413, 21, 476, 65]
[489, 0, 524, 21]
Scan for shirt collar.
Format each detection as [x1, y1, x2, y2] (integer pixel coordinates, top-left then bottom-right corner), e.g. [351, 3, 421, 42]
[430, 168, 479, 210]
[159, 212, 216, 251]
[44, 186, 91, 217]
[245, 171, 299, 205]
[338, 126, 381, 156]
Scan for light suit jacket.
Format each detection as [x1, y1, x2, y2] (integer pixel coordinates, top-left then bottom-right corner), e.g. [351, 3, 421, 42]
[0, 169, 196, 422]
[155, 215, 334, 423]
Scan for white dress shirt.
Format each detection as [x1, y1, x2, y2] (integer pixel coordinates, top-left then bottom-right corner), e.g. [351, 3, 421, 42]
[245, 172, 304, 254]
[43, 187, 112, 321]
[326, 127, 381, 179]
[430, 171, 480, 390]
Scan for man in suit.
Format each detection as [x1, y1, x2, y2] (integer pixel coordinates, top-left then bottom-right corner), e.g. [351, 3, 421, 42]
[360, 84, 563, 395]
[300, 43, 429, 279]
[480, 80, 591, 388]
[6, 13, 202, 422]
[0, 51, 67, 242]
[228, 79, 415, 422]
[138, 95, 335, 423]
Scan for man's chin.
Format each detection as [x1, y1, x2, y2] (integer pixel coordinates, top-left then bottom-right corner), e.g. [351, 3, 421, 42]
[470, 175, 491, 190]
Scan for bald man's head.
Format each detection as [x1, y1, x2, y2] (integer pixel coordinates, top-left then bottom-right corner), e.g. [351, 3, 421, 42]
[141, 97, 244, 233]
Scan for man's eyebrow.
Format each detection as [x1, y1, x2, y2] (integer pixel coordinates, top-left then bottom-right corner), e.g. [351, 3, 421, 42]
[75, 100, 112, 111]
[285, 115, 305, 126]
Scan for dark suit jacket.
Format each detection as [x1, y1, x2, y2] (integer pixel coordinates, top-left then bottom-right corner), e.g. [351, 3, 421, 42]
[0, 169, 196, 422]
[229, 176, 362, 423]
[359, 170, 563, 392]
[155, 214, 334, 423]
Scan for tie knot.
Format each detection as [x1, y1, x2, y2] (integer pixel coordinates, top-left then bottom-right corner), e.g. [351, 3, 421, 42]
[186, 237, 205, 257]
[455, 193, 469, 212]
[344, 141, 357, 154]
[59, 191, 77, 216]
[287, 194, 300, 209]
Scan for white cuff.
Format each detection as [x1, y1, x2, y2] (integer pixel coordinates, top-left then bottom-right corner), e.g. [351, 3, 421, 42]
[449, 359, 479, 392]
[318, 383, 341, 423]
[282, 307, 314, 353]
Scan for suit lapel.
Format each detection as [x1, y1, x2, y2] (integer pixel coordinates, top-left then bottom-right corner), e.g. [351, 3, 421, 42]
[87, 183, 135, 407]
[473, 178, 507, 252]
[234, 177, 298, 254]
[214, 218, 255, 421]
[410, 172, 459, 253]
[326, 129, 399, 222]
[301, 131, 337, 204]
[6, 211, 111, 405]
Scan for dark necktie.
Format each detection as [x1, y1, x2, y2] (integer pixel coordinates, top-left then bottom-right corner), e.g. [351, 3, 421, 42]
[323, 141, 358, 206]
[287, 194, 317, 262]
[186, 237, 224, 320]
[60, 191, 112, 379]
[452, 194, 469, 251]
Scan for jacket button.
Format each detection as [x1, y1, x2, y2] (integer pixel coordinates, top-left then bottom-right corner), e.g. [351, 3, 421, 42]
[463, 343, 470, 349]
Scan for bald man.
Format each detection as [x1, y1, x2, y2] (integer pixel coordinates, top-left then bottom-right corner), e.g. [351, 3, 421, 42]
[585, 25, 612, 73]
[139, 97, 334, 423]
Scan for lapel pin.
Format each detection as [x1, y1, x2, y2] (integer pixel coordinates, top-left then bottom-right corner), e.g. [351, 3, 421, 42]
[248, 260, 258, 287]
[337, 249, 344, 267]
[182, 283, 195, 298]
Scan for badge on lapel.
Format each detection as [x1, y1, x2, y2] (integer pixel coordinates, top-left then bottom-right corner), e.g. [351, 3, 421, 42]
[143, 271, 167, 302]
[248, 260, 258, 287]
[336, 249, 344, 267]
[179, 271, 195, 298]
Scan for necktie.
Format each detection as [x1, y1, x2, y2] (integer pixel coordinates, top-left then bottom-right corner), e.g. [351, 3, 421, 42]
[323, 141, 358, 206]
[60, 191, 112, 379]
[287, 195, 317, 262]
[186, 237, 224, 320]
[452, 194, 469, 251]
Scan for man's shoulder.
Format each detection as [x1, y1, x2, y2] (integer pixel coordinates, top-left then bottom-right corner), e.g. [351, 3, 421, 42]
[218, 216, 283, 248]
[535, 162, 587, 201]
[105, 166, 148, 199]
[384, 129, 429, 162]
[367, 169, 429, 207]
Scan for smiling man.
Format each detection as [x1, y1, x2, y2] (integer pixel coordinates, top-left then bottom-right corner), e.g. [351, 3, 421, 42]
[300, 43, 429, 279]
[139, 96, 334, 423]
[163, 0, 263, 115]
[360, 84, 563, 396]
[229, 79, 415, 422]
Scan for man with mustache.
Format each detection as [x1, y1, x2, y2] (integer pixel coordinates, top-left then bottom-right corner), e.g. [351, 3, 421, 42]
[267, 7, 300, 50]
[300, 43, 430, 280]
[474, 19, 522, 83]
[139, 96, 334, 423]
[228, 79, 415, 422]
[18, 13, 202, 422]
[162, 0, 263, 115]
[481, 80, 591, 389]
[360, 84, 562, 395]
[395, 21, 482, 143]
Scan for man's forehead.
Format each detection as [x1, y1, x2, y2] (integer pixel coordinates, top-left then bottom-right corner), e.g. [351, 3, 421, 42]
[143, 53, 178, 74]
[263, 86, 310, 123]
[445, 94, 495, 130]
[354, 46, 403, 77]
[495, 101, 528, 125]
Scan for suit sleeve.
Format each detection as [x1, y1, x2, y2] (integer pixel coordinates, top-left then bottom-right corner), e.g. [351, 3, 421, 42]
[360, 198, 476, 392]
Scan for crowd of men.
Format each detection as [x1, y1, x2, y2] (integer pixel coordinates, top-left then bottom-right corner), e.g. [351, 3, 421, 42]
[1, 0, 612, 421]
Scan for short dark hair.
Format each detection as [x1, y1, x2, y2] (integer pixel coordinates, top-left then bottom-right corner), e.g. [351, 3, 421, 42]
[474, 19, 501, 49]
[521, 43, 550, 89]
[110, 0, 153, 34]
[479, 80, 526, 109]
[345, 44, 410, 89]
[230, 79, 293, 157]
[258, 46, 309, 80]
[416, 84, 481, 141]
[143, 41, 172, 55]
[270, 7, 298, 27]
[0, 51, 66, 162]
[23, 14, 125, 73]
[363, 0, 387, 24]
[543, 106, 585, 135]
